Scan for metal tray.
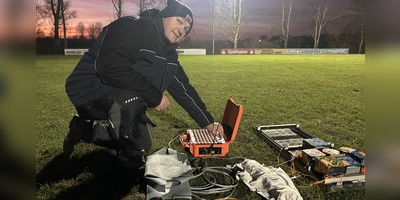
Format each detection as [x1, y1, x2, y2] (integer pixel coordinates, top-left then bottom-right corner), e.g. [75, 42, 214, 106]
[253, 124, 365, 192]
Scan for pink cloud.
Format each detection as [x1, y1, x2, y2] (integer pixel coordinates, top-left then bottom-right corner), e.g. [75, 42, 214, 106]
[39, 0, 351, 39]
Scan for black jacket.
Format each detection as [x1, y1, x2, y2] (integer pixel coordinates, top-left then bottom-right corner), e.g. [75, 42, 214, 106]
[65, 9, 214, 128]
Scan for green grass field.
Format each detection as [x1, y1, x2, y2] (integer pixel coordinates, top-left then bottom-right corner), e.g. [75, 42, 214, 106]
[36, 54, 365, 199]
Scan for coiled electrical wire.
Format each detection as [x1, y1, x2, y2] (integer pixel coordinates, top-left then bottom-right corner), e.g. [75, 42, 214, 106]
[168, 133, 246, 200]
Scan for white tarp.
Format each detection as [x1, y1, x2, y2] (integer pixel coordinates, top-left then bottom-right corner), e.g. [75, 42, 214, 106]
[229, 159, 303, 200]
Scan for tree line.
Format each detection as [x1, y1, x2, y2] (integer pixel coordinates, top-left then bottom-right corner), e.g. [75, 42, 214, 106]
[36, 0, 365, 54]
[36, 0, 166, 53]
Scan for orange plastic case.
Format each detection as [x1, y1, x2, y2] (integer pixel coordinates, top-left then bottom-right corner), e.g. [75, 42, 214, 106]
[179, 98, 243, 157]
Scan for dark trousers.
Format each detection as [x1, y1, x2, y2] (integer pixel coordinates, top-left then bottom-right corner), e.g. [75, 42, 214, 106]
[75, 88, 153, 158]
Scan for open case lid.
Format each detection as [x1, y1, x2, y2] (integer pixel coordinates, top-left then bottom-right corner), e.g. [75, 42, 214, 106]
[221, 98, 243, 142]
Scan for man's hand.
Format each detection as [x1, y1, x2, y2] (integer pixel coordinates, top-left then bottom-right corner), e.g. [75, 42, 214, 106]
[206, 122, 224, 137]
[155, 95, 170, 111]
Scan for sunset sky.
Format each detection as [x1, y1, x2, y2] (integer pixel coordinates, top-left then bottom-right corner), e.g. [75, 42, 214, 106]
[38, 0, 351, 40]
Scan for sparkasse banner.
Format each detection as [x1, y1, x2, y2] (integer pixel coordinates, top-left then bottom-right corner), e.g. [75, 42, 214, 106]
[220, 48, 255, 55]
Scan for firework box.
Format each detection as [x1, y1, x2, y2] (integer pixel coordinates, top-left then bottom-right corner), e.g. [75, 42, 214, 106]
[314, 156, 347, 176]
[302, 138, 331, 149]
[336, 156, 361, 174]
[301, 148, 326, 166]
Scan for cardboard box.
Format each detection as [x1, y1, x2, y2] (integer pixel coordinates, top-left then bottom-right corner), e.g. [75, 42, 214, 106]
[350, 151, 365, 166]
[336, 156, 361, 174]
[321, 148, 341, 156]
[303, 138, 331, 149]
[314, 156, 346, 176]
[301, 148, 326, 165]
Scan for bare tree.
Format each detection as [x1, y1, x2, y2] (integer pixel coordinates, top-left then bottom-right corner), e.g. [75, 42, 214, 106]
[42, 0, 76, 51]
[357, 11, 364, 54]
[306, 5, 342, 48]
[44, 0, 62, 50]
[279, 0, 292, 48]
[214, 0, 246, 48]
[326, 18, 348, 48]
[75, 22, 86, 39]
[348, 0, 365, 54]
[36, 0, 50, 38]
[106, 0, 125, 19]
[60, 0, 77, 48]
[133, 0, 166, 14]
[87, 22, 103, 40]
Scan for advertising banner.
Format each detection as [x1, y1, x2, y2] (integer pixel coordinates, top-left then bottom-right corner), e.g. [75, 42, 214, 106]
[176, 49, 206, 55]
[287, 48, 349, 54]
[220, 48, 255, 55]
[258, 48, 288, 55]
[64, 49, 89, 55]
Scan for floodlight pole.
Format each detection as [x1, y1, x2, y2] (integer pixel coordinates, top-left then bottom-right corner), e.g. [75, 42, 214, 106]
[212, 0, 215, 55]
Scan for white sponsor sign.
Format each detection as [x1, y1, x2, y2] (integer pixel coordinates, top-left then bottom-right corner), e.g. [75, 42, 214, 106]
[64, 49, 89, 55]
[176, 49, 206, 55]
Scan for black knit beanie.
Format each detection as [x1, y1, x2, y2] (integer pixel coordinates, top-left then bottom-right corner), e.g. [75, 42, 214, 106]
[159, 0, 193, 35]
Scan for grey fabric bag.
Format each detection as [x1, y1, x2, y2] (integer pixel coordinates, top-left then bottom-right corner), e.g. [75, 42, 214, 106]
[144, 147, 193, 199]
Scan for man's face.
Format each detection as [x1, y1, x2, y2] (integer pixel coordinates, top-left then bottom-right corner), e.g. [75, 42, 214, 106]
[163, 16, 190, 43]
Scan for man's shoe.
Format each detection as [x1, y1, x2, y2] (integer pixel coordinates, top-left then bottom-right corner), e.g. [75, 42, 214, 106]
[63, 115, 86, 156]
